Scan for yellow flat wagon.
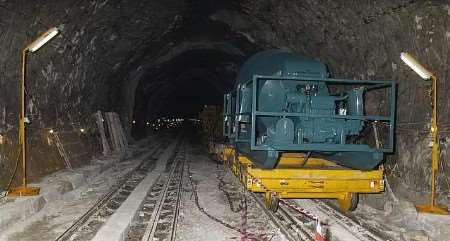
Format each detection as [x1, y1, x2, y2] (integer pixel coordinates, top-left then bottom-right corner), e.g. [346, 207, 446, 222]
[215, 144, 384, 212]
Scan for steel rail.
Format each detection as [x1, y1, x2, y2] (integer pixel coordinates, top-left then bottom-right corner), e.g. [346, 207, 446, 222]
[252, 193, 388, 241]
[250, 193, 313, 241]
[141, 143, 185, 241]
[54, 141, 166, 241]
[311, 200, 388, 241]
[169, 146, 185, 241]
[278, 202, 316, 241]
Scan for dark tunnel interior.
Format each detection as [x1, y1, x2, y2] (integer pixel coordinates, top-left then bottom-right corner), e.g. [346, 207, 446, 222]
[131, 48, 243, 138]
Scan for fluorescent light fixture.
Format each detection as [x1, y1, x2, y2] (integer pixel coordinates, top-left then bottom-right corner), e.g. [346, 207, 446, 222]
[27, 27, 59, 52]
[400, 52, 433, 80]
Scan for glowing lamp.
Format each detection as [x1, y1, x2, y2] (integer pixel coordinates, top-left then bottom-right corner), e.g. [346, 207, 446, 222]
[27, 27, 59, 52]
[400, 52, 449, 215]
[8, 27, 60, 197]
[400, 52, 433, 80]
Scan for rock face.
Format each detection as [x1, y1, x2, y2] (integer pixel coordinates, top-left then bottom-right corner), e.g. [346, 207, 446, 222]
[0, 0, 449, 204]
[0, 0, 185, 132]
[214, 0, 450, 203]
[0, 0, 188, 186]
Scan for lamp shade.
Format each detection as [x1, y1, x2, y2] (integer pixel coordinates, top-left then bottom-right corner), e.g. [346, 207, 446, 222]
[27, 27, 59, 52]
[400, 52, 433, 80]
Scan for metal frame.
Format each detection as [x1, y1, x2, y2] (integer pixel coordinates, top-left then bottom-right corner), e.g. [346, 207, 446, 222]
[227, 75, 396, 153]
[217, 145, 384, 212]
[223, 91, 236, 138]
[223, 94, 231, 137]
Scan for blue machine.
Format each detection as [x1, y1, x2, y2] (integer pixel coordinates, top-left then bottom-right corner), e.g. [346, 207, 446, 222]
[224, 50, 396, 170]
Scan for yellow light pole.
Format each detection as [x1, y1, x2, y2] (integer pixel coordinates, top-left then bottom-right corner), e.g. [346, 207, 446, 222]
[400, 52, 450, 215]
[8, 27, 59, 197]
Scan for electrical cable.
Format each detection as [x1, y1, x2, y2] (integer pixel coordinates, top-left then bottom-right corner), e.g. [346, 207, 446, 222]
[217, 172, 242, 213]
[187, 159, 274, 240]
[0, 148, 21, 198]
[187, 162, 242, 233]
[299, 151, 311, 167]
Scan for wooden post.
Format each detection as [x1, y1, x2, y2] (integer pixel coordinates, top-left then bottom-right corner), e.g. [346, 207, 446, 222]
[95, 111, 111, 155]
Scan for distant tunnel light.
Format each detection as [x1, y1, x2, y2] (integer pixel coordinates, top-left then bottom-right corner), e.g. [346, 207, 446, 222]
[27, 27, 59, 52]
[400, 52, 433, 80]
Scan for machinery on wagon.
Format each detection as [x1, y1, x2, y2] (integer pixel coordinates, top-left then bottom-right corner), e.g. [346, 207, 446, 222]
[199, 105, 223, 141]
[213, 49, 396, 211]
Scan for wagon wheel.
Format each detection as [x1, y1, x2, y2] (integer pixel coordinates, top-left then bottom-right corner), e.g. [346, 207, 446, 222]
[264, 192, 279, 212]
[241, 165, 248, 184]
[239, 165, 245, 182]
[230, 152, 238, 175]
[338, 193, 359, 212]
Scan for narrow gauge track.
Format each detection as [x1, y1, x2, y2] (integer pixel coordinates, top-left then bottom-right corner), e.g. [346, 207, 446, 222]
[310, 199, 389, 241]
[251, 193, 315, 241]
[125, 143, 186, 241]
[55, 140, 169, 241]
[252, 193, 388, 241]
[211, 152, 389, 241]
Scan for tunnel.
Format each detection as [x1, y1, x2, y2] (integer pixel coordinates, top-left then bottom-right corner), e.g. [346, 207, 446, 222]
[0, 1, 449, 240]
[131, 47, 244, 138]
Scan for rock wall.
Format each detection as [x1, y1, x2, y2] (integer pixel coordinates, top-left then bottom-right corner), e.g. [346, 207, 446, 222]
[0, 0, 185, 187]
[1, 0, 449, 205]
[213, 0, 450, 202]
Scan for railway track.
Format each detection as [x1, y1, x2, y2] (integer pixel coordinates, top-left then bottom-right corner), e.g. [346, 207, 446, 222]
[54, 136, 389, 241]
[213, 151, 389, 241]
[251, 192, 390, 241]
[251, 193, 315, 241]
[310, 199, 388, 241]
[125, 143, 186, 241]
[54, 140, 170, 241]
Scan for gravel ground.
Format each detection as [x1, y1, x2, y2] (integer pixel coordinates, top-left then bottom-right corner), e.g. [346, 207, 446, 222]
[5, 133, 446, 241]
[0, 136, 159, 241]
[175, 141, 286, 241]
